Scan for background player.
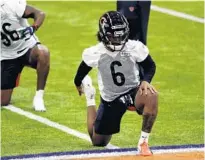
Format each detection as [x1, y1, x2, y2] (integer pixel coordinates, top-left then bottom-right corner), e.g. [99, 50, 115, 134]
[117, 1, 152, 82]
[1, 0, 50, 111]
[74, 11, 158, 156]
[117, 0, 151, 45]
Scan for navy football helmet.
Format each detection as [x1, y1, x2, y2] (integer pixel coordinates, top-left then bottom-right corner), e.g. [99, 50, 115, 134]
[98, 11, 130, 52]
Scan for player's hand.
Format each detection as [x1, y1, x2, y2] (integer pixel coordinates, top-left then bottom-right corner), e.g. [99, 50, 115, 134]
[17, 26, 35, 39]
[139, 81, 157, 95]
[76, 85, 84, 96]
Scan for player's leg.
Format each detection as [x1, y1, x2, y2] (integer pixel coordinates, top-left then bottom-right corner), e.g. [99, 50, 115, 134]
[93, 97, 128, 146]
[86, 104, 112, 146]
[26, 44, 50, 111]
[117, 1, 142, 41]
[1, 90, 13, 106]
[91, 102, 113, 146]
[117, 1, 141, 40]
[29, 44, 50, 91]
[117, 1, 149, 80]
[137, 0, 151, 45]
[117, 0, 151, 45]
[1, 59, 23, 106]
[135, 88, 158, 156]
[82, 76, 112, 146]
[88, 104, 112, 146]
[87, 105, 97, 138]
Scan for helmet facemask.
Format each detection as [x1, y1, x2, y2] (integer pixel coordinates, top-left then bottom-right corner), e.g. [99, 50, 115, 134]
[104, 29, 129, 52]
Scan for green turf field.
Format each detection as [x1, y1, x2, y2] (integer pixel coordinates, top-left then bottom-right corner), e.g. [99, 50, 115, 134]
[1, 1, 204, 157]
[153, 1, 204, 17]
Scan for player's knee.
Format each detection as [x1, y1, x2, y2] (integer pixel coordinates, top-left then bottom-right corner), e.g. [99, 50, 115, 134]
[92, 141, 108, 147]
[147, 91, 158, 111]
[1, 102, 9, 106]
[150, 91, 158, 99]
[146, 89, 158, 99]
[1, 98, 10, 106]
[91, 137, 109, 147]
[1, 90, 12, 106]
[40, 46, 50, 61]
[38, 45, 50, 65]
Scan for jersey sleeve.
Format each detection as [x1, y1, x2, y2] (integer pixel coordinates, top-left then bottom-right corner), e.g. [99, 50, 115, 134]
[13, 0, 27, 18]
[131, 40, 149, 62]
[82, 46, 100, 68]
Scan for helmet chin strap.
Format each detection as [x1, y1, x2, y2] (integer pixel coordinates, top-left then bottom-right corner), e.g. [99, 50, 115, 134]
[108, 44, 123, 51]
[102, 33, 127, 52]
[106, 42, 126, 52]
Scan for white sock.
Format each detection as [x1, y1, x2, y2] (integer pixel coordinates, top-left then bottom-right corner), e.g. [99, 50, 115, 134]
[35, 90, 44, 98]
[138, 131, 150, 144]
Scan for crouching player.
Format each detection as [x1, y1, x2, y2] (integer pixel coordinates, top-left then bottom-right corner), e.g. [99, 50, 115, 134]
[74, 11, 158, 156]
[1, 0, 50, 111]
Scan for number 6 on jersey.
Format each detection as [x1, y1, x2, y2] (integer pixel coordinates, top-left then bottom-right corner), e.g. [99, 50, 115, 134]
[110, 61, 125, 86]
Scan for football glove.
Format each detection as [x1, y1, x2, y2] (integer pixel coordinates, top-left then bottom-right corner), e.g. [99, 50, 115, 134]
[17, 26, 36, 39]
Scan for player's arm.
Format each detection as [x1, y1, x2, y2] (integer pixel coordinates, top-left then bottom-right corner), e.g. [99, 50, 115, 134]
[139, 55, 156, 83]
[74, 61, 92, 95]
[133, 41, 157, 94]
[22, 5, 45, 31]
[75, 46, 98, 95]
[17, 5, 45, 39]
[133, 41, 156, 83]
[138, 55, 157, 95]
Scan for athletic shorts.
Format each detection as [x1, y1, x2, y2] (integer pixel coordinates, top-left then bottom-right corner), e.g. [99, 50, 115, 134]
[1, 47, 38, 90]
[94, 87, 140, 135]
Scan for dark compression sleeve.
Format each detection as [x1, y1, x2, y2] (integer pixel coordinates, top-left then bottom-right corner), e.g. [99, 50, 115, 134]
[74, 61, 92, 86]
[138, 55, 156, 83]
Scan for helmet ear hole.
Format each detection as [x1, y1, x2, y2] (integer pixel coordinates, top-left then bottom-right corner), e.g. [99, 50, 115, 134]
[99, 31, 104, 38]
[97, 31, 102, 41]
[97, 31, 107, 43]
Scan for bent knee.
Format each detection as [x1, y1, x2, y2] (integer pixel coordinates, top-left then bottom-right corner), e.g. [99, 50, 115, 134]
[1, 98, 10, 106]
[92, 141, 108, 147]
[91, 138, 110, 147]
[39, 45, 50, 58]
[37, 45, 50, 64]
[1, 90, 12, 106]
[147, 90, 158, 99]
[151, 91, 158, 99]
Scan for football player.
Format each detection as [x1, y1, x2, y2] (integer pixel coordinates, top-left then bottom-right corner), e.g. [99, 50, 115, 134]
[117, 0, 151, 45]
[1, 0, 50, 111]
[74, 11, 158, 156]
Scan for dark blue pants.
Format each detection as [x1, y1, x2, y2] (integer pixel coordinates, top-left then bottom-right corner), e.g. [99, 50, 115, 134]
[117, 0, 151, 45]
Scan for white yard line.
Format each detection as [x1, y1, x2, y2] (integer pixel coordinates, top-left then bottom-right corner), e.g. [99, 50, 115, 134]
[4, 105, 119, 149]
[151, 5, 204, 24]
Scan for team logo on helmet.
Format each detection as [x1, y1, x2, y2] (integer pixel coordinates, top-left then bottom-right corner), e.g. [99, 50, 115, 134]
[129, 6, 135, 12]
